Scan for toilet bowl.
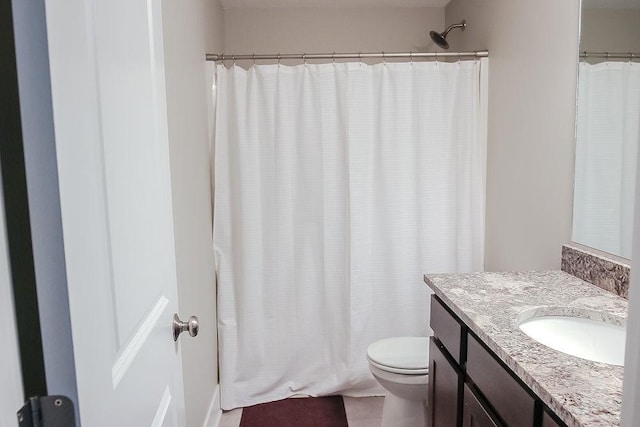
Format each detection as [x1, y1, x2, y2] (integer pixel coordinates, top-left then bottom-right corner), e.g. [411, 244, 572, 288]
[367, 337, 429, 427]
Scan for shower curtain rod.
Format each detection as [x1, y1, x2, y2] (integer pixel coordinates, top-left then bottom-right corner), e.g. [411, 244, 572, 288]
[580, 51, 639, 60]
[205, 50, 489, 62]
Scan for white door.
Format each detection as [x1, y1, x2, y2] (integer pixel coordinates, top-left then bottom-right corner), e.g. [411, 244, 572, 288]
[44, 0, 187, 426]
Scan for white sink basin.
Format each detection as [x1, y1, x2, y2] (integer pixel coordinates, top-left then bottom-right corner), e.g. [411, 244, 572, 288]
[518, 314, 626, 366]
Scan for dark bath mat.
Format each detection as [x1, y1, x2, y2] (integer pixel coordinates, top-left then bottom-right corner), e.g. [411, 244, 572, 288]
[239, 396, 349, 427]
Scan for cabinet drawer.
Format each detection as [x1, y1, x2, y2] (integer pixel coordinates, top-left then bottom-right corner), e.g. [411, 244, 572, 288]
[466, 334, 535, 427]
[430, 295, 463, 363]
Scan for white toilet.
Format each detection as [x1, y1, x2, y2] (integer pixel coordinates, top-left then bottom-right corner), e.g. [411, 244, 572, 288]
[367, 336, 430, 427]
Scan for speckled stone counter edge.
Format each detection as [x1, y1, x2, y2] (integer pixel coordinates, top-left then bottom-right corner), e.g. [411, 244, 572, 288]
[561, 244, 630, 298]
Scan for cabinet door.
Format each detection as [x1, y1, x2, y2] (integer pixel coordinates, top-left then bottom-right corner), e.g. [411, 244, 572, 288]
[428, 337, 463, 427]
[542, 409, 564, 427]
[462, 384, 501, 427]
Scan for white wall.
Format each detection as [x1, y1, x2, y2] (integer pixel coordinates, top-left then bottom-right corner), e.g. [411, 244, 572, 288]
[581, 8, 640, 53]
[224, 7, 444, 58]
[622, 134, 640, 425]
[161, 0, 224, 425]
[445, 0, 580, 271]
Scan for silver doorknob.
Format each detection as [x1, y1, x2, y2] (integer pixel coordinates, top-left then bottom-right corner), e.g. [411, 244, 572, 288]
[173, 313, 199, 341]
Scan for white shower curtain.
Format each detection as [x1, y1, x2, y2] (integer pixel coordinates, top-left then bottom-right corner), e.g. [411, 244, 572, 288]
[214, 60, 487, 409]
[573, 61, 640, 258]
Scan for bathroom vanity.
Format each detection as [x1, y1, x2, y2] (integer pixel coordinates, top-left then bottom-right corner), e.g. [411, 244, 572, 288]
[424, 271, 627, 427]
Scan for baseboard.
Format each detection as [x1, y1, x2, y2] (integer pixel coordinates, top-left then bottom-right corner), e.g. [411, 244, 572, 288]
[203, 384, 222, 427]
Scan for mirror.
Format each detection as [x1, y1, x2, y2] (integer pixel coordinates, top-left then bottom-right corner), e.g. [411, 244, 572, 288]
[571, 0, 640, 259]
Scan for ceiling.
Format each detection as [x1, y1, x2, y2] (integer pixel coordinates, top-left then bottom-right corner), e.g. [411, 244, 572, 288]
[220, 0, 451, 9]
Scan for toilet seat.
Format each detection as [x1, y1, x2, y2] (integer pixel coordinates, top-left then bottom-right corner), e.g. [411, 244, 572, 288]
[367, 337, 429, 375]
[368, 359, 429, 375]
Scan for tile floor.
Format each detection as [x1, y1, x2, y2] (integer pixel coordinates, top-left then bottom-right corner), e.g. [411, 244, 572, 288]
[218, 396, 385, 427]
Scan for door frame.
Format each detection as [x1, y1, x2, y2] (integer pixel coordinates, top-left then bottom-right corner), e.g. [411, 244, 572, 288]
[3, 0, 80, 420]
[0, 0, 47, 402]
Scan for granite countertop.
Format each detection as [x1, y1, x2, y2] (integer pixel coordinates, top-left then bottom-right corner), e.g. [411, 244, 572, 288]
[424, 271, 628, 427]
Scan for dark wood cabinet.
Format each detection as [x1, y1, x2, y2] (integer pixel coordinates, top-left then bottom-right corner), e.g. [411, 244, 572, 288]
[428, 337, 463, 427]
[462, 384, 500, 427]
[466, 335, 535, 427]
[429, 295, 567, 427]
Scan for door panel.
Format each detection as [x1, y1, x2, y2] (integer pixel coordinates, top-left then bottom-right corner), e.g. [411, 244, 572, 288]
[44, 0, 185, 425]
[93, 0, 172, 345]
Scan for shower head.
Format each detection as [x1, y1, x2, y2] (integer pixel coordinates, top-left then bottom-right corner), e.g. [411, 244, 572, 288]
[430, 20, 466, 50]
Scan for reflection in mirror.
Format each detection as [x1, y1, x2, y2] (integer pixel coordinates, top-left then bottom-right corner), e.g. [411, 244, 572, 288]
[572, 0, 640, 259]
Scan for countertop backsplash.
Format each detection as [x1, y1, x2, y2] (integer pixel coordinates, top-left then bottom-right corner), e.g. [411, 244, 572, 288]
[561, 244, 630, 298]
